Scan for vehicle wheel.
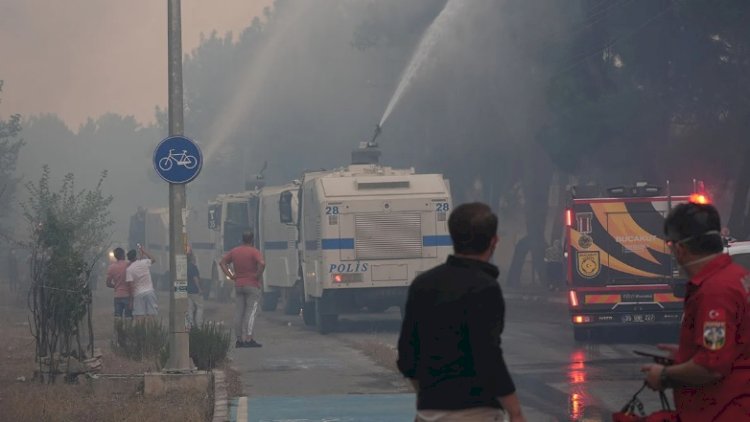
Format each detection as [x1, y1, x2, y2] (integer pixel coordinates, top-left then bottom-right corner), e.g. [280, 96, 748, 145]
[283, 283, 302, 315]
[573, 327, 590, 342]
[302, 300, 316, 326]
[316, 299, 337, 334]
[261, 291, 279, 312]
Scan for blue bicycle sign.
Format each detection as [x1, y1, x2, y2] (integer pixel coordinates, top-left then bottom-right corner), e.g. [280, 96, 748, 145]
[153, 135, 202, 184]
[158, 149, 198, 171]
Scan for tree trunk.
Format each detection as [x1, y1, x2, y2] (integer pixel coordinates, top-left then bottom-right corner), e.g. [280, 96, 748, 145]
[524, 143, 554, 288]
[505, 236, 530, 288]
[505, 141, 554, 288]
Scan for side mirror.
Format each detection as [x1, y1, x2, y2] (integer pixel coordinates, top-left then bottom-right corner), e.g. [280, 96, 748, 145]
[279, 191, 294, 224]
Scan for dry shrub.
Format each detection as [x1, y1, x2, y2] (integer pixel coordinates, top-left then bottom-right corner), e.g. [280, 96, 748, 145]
[112, 318, 169, 367]
[1, 380, 210, 422]
[189, 321, 231, 370]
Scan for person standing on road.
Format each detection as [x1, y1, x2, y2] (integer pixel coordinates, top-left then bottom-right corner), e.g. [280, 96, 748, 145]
[220, 230, 265, 348]
[397, 202, 526, 422]
[186, 252, 203, 328]
[641, 202, 750, 421]
[544, 239, 564, 291]
[125, 246, 158, 321]
[106, 247, 132, 319]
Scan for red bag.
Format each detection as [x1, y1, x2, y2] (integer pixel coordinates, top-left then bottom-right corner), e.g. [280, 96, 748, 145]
[612, 383, 679, 422]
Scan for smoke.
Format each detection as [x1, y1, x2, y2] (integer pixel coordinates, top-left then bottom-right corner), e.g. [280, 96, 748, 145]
[379, 0, 465, 128]
[203, 2, 312, 162]
[0, 0, 271, 127]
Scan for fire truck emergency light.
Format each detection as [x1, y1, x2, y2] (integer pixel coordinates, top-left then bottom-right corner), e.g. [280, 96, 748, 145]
[689, 193, 710, 205]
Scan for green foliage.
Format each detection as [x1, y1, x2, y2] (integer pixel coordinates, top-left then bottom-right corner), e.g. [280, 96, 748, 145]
[23, 167, 113, 381]
[0, 80, 24, 225]
[114, 319, 231, 371]
[112, 319, 169, 364]
[189, 321, 232, 370]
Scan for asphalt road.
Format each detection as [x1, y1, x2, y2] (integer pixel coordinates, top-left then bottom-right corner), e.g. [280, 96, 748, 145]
[229, 292, 679, 421]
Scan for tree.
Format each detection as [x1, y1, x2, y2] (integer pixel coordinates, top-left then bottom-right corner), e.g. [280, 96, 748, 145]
[23, 167, 113, 382]
[0, 80, 25, 233]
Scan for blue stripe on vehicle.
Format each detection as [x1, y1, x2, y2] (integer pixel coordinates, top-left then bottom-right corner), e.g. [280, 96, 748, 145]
[423, 235, 452, 247]
[264, 241, 289, 250]
[321, 238, 355, 250]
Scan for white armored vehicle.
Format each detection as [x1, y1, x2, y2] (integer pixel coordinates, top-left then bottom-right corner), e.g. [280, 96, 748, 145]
[279, 144, 453, 333]
[257, 181, 302, 314]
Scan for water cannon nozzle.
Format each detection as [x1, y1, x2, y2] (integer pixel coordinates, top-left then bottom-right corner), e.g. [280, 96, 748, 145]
[368, 124, 382, 147]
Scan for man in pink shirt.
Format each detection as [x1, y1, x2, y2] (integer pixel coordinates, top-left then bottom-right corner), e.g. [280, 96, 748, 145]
[105, 248, 132, 318]
[220, 230, 265, 348]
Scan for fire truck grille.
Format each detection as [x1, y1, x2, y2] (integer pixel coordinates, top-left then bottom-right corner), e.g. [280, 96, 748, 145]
[355, 212, 422, 259]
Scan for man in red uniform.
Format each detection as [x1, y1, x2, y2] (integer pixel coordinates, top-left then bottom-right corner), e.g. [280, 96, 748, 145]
[220, 230, 265, 348]
[642, 203, 750, 421]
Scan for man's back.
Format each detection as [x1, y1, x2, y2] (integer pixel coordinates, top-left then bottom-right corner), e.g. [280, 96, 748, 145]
[107, 260, 130, 298]
[398, 255, 515, 411]
[126, 259, 154, 295]
[224, 245, 263, 287]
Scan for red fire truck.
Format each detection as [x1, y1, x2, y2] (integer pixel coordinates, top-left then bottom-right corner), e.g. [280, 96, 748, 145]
[564, 183, 708, 341]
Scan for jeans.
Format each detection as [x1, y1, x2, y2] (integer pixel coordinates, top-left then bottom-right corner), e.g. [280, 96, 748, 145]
[114, 297, 132, 318]
[235, 285, 260, 339]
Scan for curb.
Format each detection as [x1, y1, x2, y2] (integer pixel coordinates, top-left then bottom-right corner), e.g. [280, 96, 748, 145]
[229, 396, 248, 422]
[212, 370, 230, 422]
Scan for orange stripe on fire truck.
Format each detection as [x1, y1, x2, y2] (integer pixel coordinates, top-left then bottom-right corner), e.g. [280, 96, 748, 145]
[653, 293, 681, 303]
[584, 294, 621, 304]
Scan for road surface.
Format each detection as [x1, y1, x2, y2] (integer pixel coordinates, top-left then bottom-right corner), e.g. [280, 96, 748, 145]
[228, 292, 677, 421]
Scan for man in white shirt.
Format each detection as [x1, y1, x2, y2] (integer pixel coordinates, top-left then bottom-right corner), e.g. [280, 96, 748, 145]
[125, 246, 158, 321]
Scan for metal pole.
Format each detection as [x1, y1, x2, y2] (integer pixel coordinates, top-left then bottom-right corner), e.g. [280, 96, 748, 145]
[166, 0, 191, 371]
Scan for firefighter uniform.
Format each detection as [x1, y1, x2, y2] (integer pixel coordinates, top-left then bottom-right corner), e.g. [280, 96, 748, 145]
[674, 254, 750, 421]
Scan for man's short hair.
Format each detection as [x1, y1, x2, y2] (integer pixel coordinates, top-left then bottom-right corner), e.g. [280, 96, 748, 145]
[242, 230, 254, 244]
[113, 247, 125, 260]
[127, 249, 137, 262]
[448, 202, 498, 255]
[664, 202, 723, 254]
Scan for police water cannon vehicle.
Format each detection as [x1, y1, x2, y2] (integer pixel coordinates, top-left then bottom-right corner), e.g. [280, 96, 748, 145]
[279, 138, 453, 333]
[207, 175, 265, 302]
[257, 180, 302, 314]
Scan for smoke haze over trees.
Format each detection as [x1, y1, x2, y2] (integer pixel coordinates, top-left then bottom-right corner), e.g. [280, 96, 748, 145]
[7, 0, 750, 278]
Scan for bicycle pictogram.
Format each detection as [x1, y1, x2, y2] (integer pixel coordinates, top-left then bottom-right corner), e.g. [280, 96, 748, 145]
[158, 149, 198, 171]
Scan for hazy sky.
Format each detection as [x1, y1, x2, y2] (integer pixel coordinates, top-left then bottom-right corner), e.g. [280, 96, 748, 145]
[0, 0, 272, 128]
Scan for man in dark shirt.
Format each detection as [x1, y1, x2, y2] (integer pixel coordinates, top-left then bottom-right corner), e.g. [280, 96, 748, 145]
[397, 202, 525, 421]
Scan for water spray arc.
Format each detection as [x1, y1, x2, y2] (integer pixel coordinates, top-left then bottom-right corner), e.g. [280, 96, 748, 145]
[377, 0, 464, 129]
